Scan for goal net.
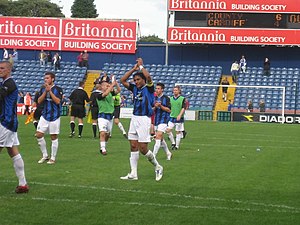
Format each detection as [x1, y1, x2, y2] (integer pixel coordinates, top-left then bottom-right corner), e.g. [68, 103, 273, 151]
[175, 83, 286, 123]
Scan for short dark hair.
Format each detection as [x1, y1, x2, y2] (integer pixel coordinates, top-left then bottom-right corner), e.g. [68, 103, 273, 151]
[79, 81, 85, 87]
[45, 71, 56, 80]
[156, 82, 165, 89]
[133, 72, 146, 82]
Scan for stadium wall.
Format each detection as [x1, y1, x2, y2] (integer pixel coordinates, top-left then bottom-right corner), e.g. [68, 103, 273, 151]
[13, 44, 300, 72]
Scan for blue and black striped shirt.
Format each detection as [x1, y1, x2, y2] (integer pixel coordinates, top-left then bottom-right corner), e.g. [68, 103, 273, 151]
[154, 94, 170, 126]
[0, 77, 18, 132]
[39, 85, 63, 121]
[128, 83, 154, 117]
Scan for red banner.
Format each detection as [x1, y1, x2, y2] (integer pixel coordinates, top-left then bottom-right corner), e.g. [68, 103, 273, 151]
[168, 27, 300, 45]
[0, 17, 137, 54]
[169, 0, 300, 13]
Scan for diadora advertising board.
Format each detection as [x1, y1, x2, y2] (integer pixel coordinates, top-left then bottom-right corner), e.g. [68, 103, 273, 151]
[169, 0, 300, 13]
[0, 17, 137, 53]
[233, 112, 300, 124]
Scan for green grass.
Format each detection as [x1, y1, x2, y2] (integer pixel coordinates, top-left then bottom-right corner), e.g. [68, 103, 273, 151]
[0, 116, 299, 225]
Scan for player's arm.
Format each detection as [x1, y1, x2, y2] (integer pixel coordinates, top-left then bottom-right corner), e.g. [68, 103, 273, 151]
[137, 58, 152, 85]
[37, 89, 47, 104]
[120, 65, 138, 89]
[49, 90, 61, 105]
[0, 86, 8, 100]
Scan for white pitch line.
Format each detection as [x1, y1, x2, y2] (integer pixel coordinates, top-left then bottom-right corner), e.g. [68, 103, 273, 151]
[0, 195, 298, 214]
[1, 180, 299, 213]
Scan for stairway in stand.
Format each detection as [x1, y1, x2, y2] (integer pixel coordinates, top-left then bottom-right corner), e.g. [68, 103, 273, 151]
[213, 75, 236, 120]
[84, 70, 101, 96]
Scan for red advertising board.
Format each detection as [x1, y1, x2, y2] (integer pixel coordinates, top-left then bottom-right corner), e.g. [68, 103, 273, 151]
[61, 19, 137, 53]
[0, 17, 60, 50]
[0, 17, 137, 54]
[168, 27, 300, 45]
[169, 0, 300, 13]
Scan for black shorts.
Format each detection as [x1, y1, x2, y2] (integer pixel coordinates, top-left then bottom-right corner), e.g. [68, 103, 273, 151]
[71, 104, 86, 118]
[91, 107, 98, 120]
[113, 105, 121, 119]
[33, 106, 43, 120]
[222, 87, 228, 93]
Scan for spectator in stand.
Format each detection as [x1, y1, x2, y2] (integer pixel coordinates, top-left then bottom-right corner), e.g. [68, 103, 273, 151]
[39, 50, 47, 66]
[8, 54, 15, 71]
[239, 55, 247, 73]
[247, 100, 253, 112]
[77, 52, 83, 67]
[82, 50, 89, 68]
[221, 77, 230, 102]
[259, 99, 265, 112]
[231, 60, 240, 83]
[47, 51, 52, 66]
[53, 52, 61, 71]
[23, 92, 32, 115]
[3, 48, 9, 61]
[263, 57, 271, 76]
[12, 49, 18, 62]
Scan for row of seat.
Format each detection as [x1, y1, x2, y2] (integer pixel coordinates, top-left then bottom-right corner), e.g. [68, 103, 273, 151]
[12, 61, 87, 97]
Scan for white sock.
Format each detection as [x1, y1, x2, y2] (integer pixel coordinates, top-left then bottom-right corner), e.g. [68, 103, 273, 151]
[153, 139, 161, 156]
[51, 139, 59, 161]
[130, 151, 139, 177]
[161, 139, 171, 155]
[145, 150, 159, 167]
[37, 137, 48, 158]
[100, 141, 106, 151]
[12, 154, 27, 186]
[176, 133, 181, 147]
[118, 122, 126, 134]
[168, 132, 175, 145]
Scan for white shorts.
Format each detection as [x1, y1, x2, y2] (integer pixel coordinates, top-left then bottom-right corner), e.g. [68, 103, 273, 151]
[37, 116, 61, 134]
[167, 121, 184, 132]
[155, 123, 168, 133]
[98, 118, 112, 133]
[128, 115, 151, 143]
[0, 123, 20, 147]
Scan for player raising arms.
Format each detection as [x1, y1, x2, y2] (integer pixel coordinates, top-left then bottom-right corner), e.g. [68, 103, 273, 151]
[120, 58, 163, 181]
[96, 76, 120, 155]
[35, 72, 63, 165]
[0, 61, 29, 193]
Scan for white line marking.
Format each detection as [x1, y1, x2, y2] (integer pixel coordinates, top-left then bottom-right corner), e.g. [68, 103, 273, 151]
[1, 180, 299, 214]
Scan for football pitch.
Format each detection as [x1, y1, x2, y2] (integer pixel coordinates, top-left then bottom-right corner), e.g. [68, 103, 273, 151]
[0, 116, 299, 225]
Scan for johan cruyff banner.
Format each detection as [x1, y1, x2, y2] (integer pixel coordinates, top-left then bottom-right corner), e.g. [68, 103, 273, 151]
[168, 0, 300, 13]
[0, 17, 137, 54]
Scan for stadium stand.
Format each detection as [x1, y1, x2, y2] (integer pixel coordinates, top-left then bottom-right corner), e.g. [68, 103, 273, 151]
[233, 66, 300, 113]
[100, 63, 223, 110]
[12, 60, 87, 97]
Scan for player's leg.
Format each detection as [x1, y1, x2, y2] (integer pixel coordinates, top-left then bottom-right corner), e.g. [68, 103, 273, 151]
[69, 115, 76, 137]
[36, 116, 49, 163]
[120, 116, 139, 180]
[7, 146, 29, 193]
[47, 118, 60, 164]
[78, 117, 84, 138]
[137, 116, 163, 181]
